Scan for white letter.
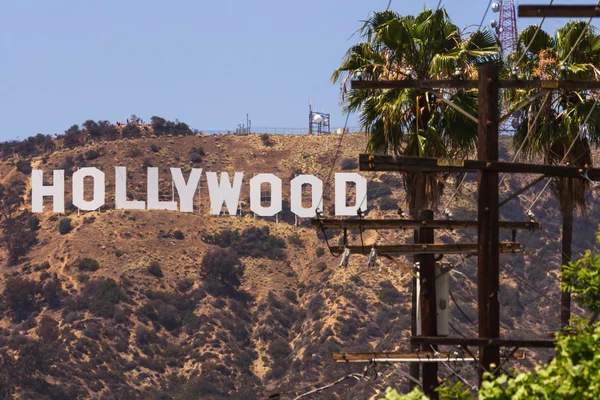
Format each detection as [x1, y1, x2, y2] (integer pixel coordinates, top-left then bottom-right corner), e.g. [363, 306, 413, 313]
[290, 175, 323, 218]
[250, 174, 282, 217]
[72, 167, 105, 211]
[147, 167, 177, 210]
[115, 167, 145, 210]
[206, 172, 243, 215]
[335, 173, 367, 216]
[31, 170, 65, 213]
[171, 168, 202, 212]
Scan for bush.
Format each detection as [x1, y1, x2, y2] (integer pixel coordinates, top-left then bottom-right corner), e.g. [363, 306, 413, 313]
[76, 258, 100, 272]
[200, 248, 244, 288]
[208, 226, 286, 260]
[37, 316, 59, 342]
[16, 160, 32, 174]
[150, 144, 160, 153]
[261, 133, 273, 146]
[189, 152, 202, 163]
[58, 218, 73, 234]
[341, 158, 358, 170]
[173, 230, 185, 240]
[288, 233, 303, 247]
[82, 279, 123, 318]
[147, 262, 164, 278]
[84, 150, 100, 160]
[28, 216, 40, 231]
[177, 279, 194, 292]
[316, 247, 326, 257]
[3, 277, 40, 321]
[269, 339, 292, 361]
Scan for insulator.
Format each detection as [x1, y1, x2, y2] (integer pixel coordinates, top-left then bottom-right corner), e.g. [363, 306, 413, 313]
[492, 2, 500, 13]
[340, 247, 350, 267]
[490, 19, 498, 28]
[367, 247, 377, 267]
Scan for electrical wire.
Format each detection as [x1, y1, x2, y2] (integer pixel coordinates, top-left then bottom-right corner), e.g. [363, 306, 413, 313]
[292, 373, 363, 400]
[560, 1, 600, 66]
[449, 289, 476, 325]
[477, 1, 494, 33]
[315, 112, 351, 215]
[501, 263, 585, 319]
[526, 99, 599, 213]
[513, 0, 555, 68]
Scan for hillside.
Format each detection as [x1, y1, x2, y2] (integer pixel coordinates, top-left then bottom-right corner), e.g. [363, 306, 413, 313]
[0, 130, 598, 399]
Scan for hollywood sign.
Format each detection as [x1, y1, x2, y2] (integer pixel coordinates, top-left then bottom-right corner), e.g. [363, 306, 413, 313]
[31, 167, 368, 217]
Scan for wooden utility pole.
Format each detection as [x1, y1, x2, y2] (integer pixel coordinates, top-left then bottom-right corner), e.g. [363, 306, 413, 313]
[419, 209, 438, 399]
[518, 5, 600, 18]
[477, 64, 501, 377]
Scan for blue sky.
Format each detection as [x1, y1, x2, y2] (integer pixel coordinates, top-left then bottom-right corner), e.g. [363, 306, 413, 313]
[0, 0, 597, 141]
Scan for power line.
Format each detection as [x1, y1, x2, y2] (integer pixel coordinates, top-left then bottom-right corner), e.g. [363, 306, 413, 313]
[560, 1, 600, 65]
[513, 0, 555, 68]
[477, 1, 494, 32]
[449, 289, 476, 326]
[526, 99, 599, 213]
[501, 263, 585, 319]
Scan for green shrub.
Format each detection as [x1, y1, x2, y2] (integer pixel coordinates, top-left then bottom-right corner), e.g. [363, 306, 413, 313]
[28, 216, 40, 231]
[173, 230, 185, 240]
[77, 258, 100, 272]
[261, 133, 273, 146]
[84, 150, 100, 160]
[58, 218, 73, 234]
[189, 153, 202, 163]
[150, 144, 160, 153]
[82, 278, 123, 318]
[16, 160, 32, 174]
[316, 247, 326, 257]
[147, 261, 164, 278]
[200, 248, 245, 288]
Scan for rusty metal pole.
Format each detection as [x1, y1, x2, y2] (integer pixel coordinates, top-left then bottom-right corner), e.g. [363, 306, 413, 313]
[477, 63, 501, 383]
[419, 209, 438, 399]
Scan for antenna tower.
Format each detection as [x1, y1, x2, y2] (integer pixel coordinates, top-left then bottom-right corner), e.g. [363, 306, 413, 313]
[492, 1, 518, 56]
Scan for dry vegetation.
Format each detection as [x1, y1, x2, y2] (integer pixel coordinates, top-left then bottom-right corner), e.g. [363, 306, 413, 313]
[0, 126, 597, 398]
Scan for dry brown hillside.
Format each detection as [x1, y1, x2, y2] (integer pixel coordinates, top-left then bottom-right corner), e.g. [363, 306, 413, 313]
[0, 132, 597, 399]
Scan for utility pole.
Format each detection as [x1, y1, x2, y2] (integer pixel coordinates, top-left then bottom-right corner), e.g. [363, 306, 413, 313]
[477, 63, 500, 378]
[419, 209, 438, 399]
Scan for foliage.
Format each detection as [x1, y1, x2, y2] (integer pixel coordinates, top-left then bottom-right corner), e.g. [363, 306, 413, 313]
[508, 22, 600, 212]
[84, 149, 100, 160]
[58, 218, 73, 234]
[2, 277, 40, 322]
[200, 248, 245, 288]
[16, 160, 32, 174]
[562, 227, 600, 317]
[173, 229, 185, 240]
[261, 133, 273, 146]
[479, 321, 600, 399]
[332, 8, 497, 215]
[81, 278, 123, 318]
[76, 257, 100, 272]
[207, 226, 287, 260]
[147, 261, 164, 278]
[28, 215, 40, 231]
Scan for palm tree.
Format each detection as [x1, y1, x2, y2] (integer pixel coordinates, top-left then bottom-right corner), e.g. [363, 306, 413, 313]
[332, 8, 498, 387]
[507, 21, 600, 329]
[332, 8, 498, 217]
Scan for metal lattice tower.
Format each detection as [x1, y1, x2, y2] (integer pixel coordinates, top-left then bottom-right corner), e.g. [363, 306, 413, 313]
[492, 1, 518, 56]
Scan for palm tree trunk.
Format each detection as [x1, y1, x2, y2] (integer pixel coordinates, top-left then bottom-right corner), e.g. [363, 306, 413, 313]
[409, 177, 427, 390]
[560, 179, 573, 330]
